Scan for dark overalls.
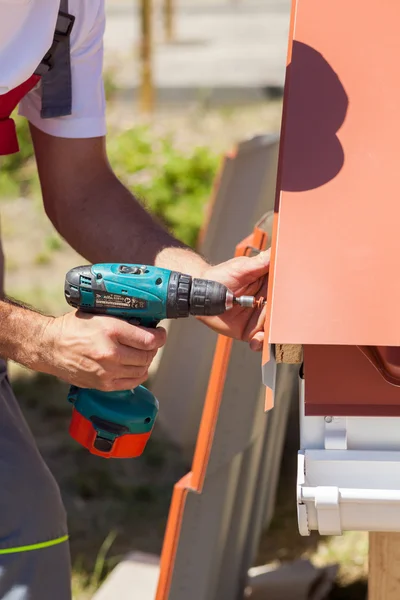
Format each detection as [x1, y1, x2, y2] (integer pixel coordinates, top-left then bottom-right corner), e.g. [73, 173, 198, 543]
[0, 2, 75, 597]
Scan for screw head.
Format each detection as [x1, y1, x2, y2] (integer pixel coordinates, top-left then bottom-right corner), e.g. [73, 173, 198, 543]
[325, 416, 333, 423]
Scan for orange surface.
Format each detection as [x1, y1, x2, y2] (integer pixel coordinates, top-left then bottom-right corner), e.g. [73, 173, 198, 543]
[155, 474, 191, 600]
[267, 0, 400, 346]
[155, 224, 267, 600]
[69, 410, 152, 458]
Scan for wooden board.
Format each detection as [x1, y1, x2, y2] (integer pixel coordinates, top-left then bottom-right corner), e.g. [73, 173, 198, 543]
[369, 533, 400, 600]
[275, 344, 303, 364]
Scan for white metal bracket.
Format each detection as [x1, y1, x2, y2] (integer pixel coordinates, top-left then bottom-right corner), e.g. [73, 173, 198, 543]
[262, 344, 277, 394]
[324, 416, 347, 450]
[296, 451, 310, 536]
[297, 375, 400, 535]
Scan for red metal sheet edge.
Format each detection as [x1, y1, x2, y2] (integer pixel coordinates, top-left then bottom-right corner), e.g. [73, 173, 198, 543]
[304, 345, 400, 417]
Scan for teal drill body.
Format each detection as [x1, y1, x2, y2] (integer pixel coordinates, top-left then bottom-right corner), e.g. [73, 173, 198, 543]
[64, 263, 237, 458]
[67, 263, 172, 327]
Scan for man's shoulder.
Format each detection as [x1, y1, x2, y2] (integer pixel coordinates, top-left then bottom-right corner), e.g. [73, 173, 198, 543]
[18, 0, 107, 138]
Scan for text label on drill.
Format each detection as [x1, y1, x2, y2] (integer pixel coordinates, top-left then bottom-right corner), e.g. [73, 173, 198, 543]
[94, 292, 147, 309]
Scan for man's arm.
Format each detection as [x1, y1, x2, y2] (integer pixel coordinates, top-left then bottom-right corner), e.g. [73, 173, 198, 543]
[0, 298, 49, 369]
[30, 126, 209, 277]
[31, 125, 269, 347]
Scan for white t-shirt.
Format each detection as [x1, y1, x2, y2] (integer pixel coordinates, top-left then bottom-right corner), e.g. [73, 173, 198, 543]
[17, 0, 106, 139]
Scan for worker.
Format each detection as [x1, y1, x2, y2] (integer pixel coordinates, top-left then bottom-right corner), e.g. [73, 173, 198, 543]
[0, 1, 269, 598]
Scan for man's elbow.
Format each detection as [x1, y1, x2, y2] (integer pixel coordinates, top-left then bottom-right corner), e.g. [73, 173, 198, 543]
[43, 191, 80, 235]
[43, 192, 61, 231]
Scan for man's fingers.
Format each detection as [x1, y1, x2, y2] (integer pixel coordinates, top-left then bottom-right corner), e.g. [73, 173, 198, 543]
[228, 249, 270, 281]
[249, 331, 264, 352]
[118, 345, 157, 367]
[113, 322, 167, 351]
[243, 301, 267, 342]
[109, 376, 149, 391]
[115, 364, 149, 379]
[204, 249, 270, 296]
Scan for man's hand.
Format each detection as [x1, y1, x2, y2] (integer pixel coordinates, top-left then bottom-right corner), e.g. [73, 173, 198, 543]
[39, 311, 166, 391]
[199, 249, 270, 351]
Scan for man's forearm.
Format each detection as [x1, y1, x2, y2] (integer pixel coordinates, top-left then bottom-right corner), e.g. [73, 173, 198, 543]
[50, 170, 209, 276]
[0, 298, 50, 368]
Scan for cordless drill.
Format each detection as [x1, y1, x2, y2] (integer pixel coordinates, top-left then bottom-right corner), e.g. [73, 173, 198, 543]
[64, 263, 261, 459]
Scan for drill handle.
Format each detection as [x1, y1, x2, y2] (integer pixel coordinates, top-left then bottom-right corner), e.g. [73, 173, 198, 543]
[128, 317, 160, 329]
[67, 316, 160, 408]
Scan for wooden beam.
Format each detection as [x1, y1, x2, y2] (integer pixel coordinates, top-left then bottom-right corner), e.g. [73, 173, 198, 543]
[369, 532, 400, 599]
[275, 344, 303, 364]
[163, 0, 175, 43]
[139, 0, 154, 113]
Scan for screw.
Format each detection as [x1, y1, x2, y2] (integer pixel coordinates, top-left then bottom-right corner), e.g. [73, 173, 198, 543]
[324, 416, 333, 423]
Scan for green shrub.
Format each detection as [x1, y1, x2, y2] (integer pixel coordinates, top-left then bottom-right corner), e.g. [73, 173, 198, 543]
[0, 113, 38, 198]
[107, 127, 220, 247]
[0, 119, 220, 248]
[107, 125, 154, 177]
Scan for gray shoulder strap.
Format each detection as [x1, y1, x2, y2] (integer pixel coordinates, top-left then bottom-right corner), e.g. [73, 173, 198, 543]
[37, 0, 75, 119]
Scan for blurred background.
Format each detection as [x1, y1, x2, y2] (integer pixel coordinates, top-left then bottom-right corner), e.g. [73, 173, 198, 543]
[0, 1, 367, 598]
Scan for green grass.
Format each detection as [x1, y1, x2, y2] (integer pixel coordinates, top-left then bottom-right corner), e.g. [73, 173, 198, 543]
[309, 531, 368, 586]
[45, 233, 63, 252]
[72, 532, 119, 599]
[34, 251, 52, 266]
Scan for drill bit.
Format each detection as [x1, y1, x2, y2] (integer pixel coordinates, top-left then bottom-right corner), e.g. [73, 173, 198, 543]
[234, 295, 266, 309]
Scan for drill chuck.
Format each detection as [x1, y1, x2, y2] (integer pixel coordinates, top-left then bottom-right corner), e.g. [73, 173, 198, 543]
[189, 278, 230, 316]
[165, 272, 235, 318]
